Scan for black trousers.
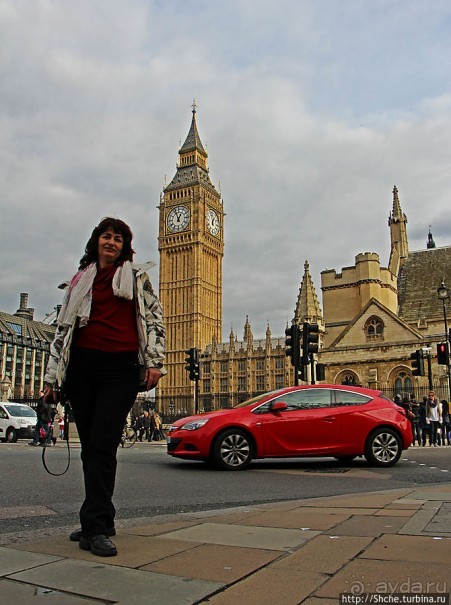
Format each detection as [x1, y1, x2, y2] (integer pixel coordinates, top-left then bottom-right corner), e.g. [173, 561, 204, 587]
[65, 347, 139, 537]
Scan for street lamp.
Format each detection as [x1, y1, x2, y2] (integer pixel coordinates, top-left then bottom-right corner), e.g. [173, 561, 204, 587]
[437, 280, 451, 398]
[421, 346, 433, 391]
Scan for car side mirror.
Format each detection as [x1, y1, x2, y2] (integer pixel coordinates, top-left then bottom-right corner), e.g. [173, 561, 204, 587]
[271, 401, 288, 412]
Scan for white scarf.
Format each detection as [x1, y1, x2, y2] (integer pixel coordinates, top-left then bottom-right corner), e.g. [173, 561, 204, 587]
[57, 261, 134, 328]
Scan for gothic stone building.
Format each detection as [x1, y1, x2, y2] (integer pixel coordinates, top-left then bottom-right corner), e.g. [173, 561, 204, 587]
[319, 187, 451, 400]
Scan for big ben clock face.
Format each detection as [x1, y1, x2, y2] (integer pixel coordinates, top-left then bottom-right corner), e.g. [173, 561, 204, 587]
[206, 208, 220, 236]
[167, 205, 190, 233]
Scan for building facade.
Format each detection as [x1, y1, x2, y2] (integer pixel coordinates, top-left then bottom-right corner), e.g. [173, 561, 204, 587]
[319, 187, 451, 400]
[0, 294, 56, 400]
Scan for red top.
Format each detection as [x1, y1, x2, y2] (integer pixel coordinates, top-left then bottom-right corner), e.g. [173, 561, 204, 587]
[75, 265, 139, 353]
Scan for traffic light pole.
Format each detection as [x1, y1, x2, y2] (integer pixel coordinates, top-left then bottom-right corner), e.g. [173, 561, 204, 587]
[194, 379, 199, 415]
[422, 347, 433, 392]
[438, 282, 451, 399]
[427, 351, 433, 392]
[285, 324, 301, 386]
[185, 347, 201, 413]
[443, 305, 451, 400]
[309, 354, 315, 385]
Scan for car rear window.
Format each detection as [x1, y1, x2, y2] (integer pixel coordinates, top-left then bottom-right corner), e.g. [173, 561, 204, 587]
[331, 391, 372, 406]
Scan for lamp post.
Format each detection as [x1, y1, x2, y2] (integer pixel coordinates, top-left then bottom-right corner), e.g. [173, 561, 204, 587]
[437, 280, 451, 398]
[421, 346, 433, 392]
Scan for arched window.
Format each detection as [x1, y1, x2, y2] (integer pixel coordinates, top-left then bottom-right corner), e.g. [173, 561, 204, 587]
[394, 371, 413, 396]
[365, 316, 384, 341]
[337, 371, 359, 386]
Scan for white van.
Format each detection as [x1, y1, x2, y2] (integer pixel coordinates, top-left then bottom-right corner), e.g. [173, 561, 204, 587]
[0, 402, 37, 442]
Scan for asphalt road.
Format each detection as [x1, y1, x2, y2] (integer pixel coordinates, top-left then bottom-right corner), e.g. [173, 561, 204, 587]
[0, 441, 450, 538]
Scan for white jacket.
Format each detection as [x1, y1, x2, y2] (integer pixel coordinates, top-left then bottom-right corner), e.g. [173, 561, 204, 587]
[44, 262, 166, 387]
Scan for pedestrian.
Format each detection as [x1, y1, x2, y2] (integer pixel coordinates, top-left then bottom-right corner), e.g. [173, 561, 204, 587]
[418, 396, 430, 447]
[410, 398, 421, 446]
[441, 400, 451, 445]
[152, 410, 163, 440]
[141, 410, 151, 442]
[29, 391, 54, 446]
[43, 217, 166, 557]
[426, 391, 442, 447]
[393, 394, 402, 406]
[58, 414, 65, 439]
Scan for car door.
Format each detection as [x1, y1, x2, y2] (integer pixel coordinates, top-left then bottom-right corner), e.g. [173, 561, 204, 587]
[257, 388, 344, 456]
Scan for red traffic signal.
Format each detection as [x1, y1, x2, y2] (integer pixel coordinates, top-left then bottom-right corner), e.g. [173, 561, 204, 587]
[437, 342, 449, 365]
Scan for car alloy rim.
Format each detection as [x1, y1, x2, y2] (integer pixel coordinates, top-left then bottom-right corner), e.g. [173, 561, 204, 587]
[372, 432, 399, 463]
[220, 434, 250, 467]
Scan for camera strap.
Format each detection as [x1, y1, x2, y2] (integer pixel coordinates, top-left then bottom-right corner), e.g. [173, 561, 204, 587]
[41, 388, 71, 476]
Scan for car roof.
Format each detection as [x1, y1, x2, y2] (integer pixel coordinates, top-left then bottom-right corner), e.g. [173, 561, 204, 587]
[0, 402, 35, 408]
[275, 384, 380, 397]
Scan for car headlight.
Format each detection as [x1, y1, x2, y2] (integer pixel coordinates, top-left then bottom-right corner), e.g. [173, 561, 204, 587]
[179, 418, 210, 431]
[20, 419, 28, 425]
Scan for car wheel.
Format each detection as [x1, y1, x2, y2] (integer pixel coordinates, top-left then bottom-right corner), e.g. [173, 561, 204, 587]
[212, 429, 253, 471]
[364, 428, 402, 467]
[6, 427, 18, 443]
[334, 456, 356, 463]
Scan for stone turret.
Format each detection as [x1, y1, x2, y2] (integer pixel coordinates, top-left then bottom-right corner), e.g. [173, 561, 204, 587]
[294, 261, 323, 326]
[388, 185, 409, 275]
[426, 227, 436, 249]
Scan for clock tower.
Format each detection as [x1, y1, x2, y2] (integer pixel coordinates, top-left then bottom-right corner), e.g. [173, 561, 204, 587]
[158, 104, 224, 412]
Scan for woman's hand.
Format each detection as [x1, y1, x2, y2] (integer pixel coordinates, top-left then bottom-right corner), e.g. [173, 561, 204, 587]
[145, 368, 162, 391]
[43, 384, 59, 404]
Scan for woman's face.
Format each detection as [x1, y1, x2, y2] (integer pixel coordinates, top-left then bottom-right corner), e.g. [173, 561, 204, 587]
[97, 229, 124, 267]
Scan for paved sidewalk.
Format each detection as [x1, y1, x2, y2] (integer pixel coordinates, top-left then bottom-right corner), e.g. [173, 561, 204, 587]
[1, 484, 450, 605]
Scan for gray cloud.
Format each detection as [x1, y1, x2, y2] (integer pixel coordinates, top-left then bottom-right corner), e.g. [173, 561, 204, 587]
[1, 0, 450, 338]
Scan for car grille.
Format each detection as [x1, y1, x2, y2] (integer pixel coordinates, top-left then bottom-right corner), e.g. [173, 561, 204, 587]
[167, 438, 182, 452]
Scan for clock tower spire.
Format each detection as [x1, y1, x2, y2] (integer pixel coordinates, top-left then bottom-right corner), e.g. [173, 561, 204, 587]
[158, 104, 224, 413]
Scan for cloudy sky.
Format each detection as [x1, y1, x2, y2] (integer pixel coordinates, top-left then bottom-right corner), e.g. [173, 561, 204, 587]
[1, 0, 451, 340]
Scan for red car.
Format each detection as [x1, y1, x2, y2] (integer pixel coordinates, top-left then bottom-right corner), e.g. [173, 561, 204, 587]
[167, 385, 412, 470]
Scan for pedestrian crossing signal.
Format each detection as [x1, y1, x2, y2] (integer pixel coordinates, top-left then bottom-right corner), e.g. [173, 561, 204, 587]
[437, 343, 449, 366]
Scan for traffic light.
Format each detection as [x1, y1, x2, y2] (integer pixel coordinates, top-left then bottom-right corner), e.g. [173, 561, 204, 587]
[410, 349, 425, 376]
[302, 322, 319, 365]
[185, 347, 201, 381]
[285, 324, 301, 368]
[437, 342, 449, 366]
[297, 365, 306, 382]
[316, 363, 325, 381]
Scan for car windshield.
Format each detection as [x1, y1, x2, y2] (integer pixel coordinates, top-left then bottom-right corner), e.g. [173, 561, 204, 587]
[233, 389, 286, 409]
[4, 404, 36, 418]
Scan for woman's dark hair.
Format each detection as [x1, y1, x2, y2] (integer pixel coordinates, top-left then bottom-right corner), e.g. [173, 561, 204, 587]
[78, 217, 135, 269]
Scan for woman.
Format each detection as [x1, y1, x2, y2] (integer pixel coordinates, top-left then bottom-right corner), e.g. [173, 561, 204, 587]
[426, 391, 442, 447]
[44, 217, 165, 557]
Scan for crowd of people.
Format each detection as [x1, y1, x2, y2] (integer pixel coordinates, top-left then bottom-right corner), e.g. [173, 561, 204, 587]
[394, 390, 451, 447]
[131, 410, 165, 442]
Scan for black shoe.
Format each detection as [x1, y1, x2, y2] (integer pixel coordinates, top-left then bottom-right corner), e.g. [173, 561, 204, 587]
[79, 535, 117, 557]
[69, 526, 116, 542]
